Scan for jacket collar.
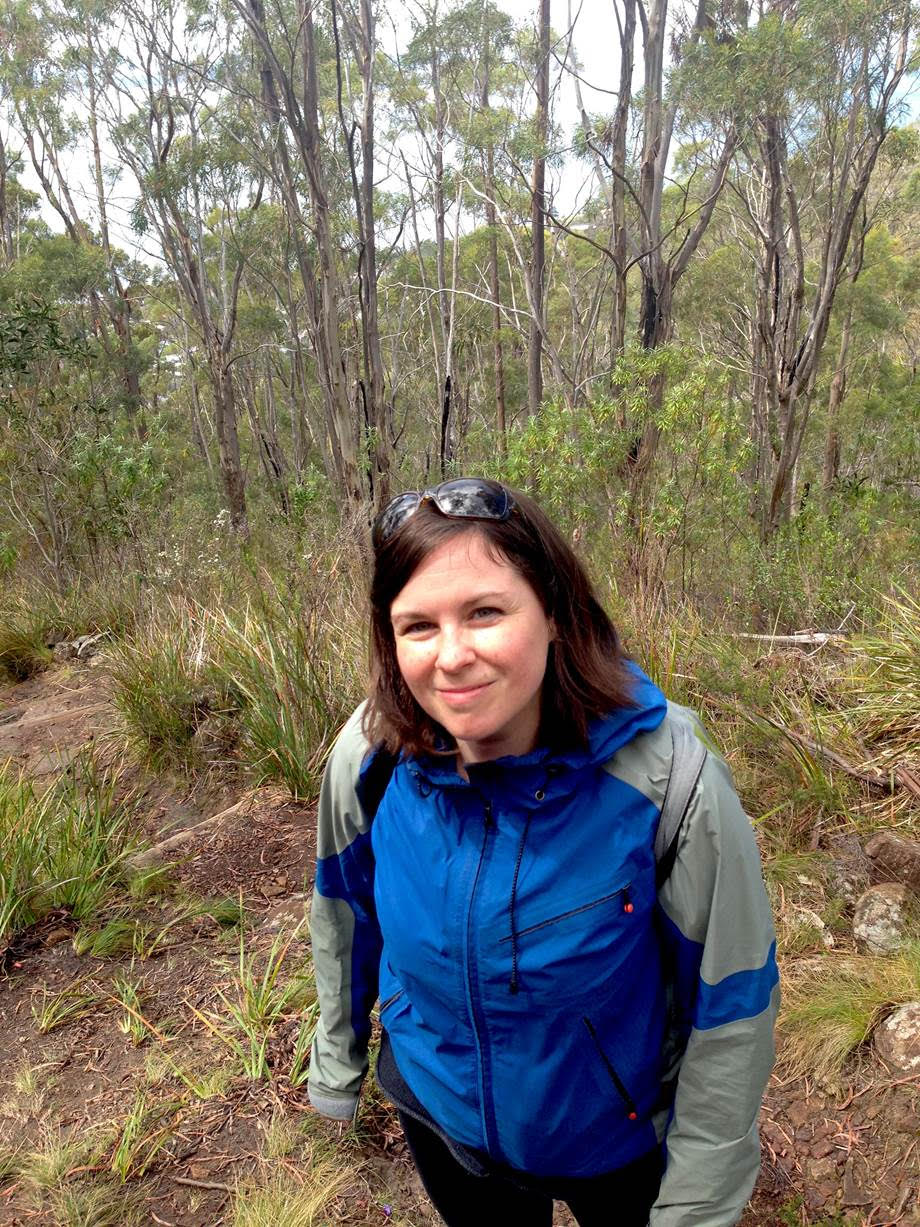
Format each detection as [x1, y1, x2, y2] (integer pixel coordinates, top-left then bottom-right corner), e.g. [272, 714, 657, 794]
[393, 663, 667, 806]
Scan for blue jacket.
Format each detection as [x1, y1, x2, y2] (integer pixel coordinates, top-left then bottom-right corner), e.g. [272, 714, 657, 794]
[310, 673, 779, 1222]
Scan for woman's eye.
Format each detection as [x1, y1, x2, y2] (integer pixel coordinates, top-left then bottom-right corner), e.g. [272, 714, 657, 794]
[471, 606, 501, 620]
[400, 621, 434, 636]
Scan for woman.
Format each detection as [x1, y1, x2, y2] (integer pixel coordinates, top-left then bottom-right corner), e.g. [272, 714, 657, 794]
[309, 478, 778, 1226]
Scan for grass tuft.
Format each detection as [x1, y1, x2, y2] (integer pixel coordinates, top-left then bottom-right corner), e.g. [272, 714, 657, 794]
[230, 1161, 352, 1227]
[108, 599, 226, 772]
[47, 1179, 143, 1226]
[779, 941, 920, 1084]
[848, 590, 920, 769]
[213, 581, 364, 799]
[32, 977, 104, 1034]
[109, 1091, 181, 1181]
[0, 752, 139, 947]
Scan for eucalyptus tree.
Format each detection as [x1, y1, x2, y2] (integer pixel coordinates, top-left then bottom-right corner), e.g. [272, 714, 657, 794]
[103, 0, 256, 533]
[388, 0, 532, 461]
[0, 0, 147, 430]
[687, 0, 915, 535]
[235, 0, 398, 518]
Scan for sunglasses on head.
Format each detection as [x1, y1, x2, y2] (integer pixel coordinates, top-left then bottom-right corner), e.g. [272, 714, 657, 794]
[372, 478, 516, 549]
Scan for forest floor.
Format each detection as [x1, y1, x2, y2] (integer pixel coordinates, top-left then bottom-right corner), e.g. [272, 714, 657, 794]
[1, 662, 918, 1227]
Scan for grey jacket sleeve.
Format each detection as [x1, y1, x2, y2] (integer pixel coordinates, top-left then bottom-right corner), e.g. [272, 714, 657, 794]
[608, 706, 779, 1226]
[308, 703, 382, 1121]
[651, 720, 779, 1226]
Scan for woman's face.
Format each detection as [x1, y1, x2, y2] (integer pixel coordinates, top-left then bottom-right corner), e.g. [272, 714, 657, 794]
[389, 532, 554, 765]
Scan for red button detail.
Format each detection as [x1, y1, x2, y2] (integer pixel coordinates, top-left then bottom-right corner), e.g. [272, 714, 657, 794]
[628, 1111, 638, 1120]
[624, 902, 634, 913]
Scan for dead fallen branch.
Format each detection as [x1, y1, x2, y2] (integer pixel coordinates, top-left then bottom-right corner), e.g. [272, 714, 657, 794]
[733, 632, 848, 647]
[128, 795, 254, 870]
[172, 1176, 232, 1192]
[767, 720, 895, 793]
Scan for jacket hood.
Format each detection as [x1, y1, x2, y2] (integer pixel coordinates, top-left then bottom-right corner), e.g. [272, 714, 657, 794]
[579, 661, 668, 766]
[403, 661, 668, 794]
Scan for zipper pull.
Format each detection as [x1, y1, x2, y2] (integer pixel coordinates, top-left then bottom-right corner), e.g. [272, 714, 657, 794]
[483, 801, 494, 829]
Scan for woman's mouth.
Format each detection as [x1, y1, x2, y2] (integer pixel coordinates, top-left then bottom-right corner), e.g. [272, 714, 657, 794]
[437, 682, 492, 705]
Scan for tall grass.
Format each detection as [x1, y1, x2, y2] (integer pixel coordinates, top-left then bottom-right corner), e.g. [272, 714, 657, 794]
[0, 577, 141, 683]
[108, 598, 227, 771]
[214, 580, 364, 798]
[0, 753, 138, 946]
[847, 591, 920, 769]
[108, 568, 364, 797]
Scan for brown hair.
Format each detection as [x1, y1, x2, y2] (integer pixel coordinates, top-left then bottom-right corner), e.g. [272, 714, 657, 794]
[365, 483, 635, 757]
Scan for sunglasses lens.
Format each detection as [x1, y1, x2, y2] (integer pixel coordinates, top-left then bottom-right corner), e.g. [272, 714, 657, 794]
[373, 491, 421, 547]
[373, 479, 513, 548]
[431, 479, 510, 520]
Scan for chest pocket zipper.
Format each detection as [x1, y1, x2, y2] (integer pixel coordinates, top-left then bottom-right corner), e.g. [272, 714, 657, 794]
[499, 884, 632, 943]
[582, 1016, 639, 1120]
[378, 988, 405, 1016]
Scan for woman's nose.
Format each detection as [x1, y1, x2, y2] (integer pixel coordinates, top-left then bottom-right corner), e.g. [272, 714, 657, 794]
[436, 627, 475, 671]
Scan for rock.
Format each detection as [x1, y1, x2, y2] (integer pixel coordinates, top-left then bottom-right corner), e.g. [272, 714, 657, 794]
[52, 641, 77, 662]
[826, 858, 871, 911]
[805, 1155, 838, 1186]
[853, 883, 915, 954]
[260, 894, 308, 933]
[874, 1002, 920, 1073]
[0, 706, 24, 726]
[193, 713, 238, 761]
[842, 1156, 874, 1206]
[865, 832, 920, 894]
[791, 905, 835, 947]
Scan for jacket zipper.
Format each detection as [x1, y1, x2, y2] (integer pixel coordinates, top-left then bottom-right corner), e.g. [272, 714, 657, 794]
[378, 988, 405, 1015]
[582, 1016, 639, 1121]
[465, 799, 499, 1156]
[499, 885, 631, 942]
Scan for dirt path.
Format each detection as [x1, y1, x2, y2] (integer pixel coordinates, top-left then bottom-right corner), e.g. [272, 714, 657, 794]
[1, 666, 917, 1226]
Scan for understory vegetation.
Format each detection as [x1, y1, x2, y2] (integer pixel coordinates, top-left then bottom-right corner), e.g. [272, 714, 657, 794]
[1, 491, 919, 1222]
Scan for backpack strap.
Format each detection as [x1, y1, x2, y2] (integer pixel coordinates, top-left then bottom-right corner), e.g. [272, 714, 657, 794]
[356, 745, 399, 821]
[654, 718, 708, 890]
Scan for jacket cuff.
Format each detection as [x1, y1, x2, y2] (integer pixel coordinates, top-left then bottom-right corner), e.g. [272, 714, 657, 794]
[308, 1084, 360, 1122]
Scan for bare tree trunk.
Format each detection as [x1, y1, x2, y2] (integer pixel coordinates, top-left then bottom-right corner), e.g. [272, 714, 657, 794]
[0, 129, 13, 266]
[527, 0, 550, 417]
[239, 0, 364, 515]
[480, 43, 507, 451]
[85, 14, 146, 439]
[609, 0, 635, 360]
[330, 0, 391, 512]
[823, 308, 852, 493]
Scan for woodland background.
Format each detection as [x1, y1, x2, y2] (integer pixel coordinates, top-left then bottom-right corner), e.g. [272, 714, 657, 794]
[0, 0, 917, 620]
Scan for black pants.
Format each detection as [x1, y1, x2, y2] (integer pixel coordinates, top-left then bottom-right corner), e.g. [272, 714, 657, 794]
[398, 1111, 663, 1227]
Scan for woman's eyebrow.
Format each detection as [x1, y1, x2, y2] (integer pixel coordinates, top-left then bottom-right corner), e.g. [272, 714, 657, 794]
[391, 591, 510, 622]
